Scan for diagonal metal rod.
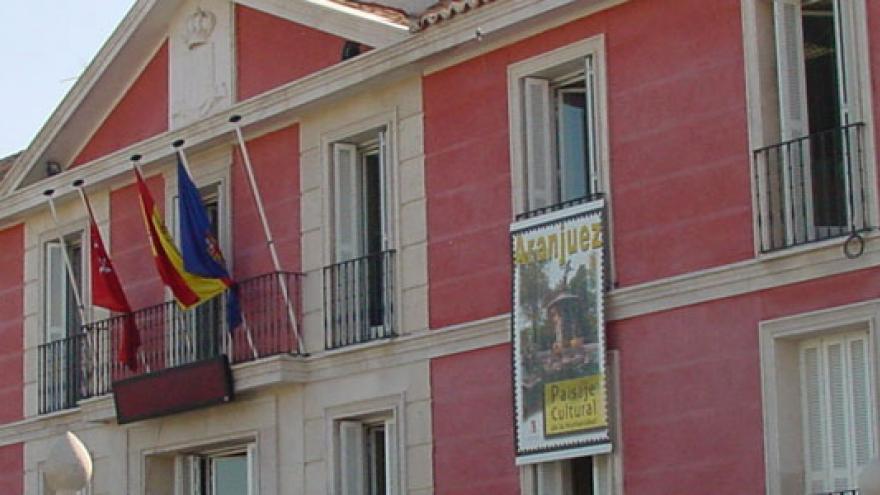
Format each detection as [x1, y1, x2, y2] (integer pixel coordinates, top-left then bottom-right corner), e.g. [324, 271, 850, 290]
[228, 116, 304, 355]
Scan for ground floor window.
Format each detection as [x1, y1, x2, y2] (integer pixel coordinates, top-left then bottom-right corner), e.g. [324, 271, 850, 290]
[335, 413, 398, 495]
[173, 443, 256, 495]
[760, 302, 879, 494]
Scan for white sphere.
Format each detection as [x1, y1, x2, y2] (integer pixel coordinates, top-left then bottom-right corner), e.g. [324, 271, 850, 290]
[43, 432, 92, 492]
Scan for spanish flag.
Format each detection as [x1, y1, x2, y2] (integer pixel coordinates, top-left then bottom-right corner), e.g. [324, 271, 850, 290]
[134, 168, 228, 309]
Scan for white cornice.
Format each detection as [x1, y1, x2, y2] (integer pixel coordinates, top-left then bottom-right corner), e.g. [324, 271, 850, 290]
[236, 0, 411, 47]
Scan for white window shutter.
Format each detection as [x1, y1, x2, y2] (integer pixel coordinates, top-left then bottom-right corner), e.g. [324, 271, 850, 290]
[824, 339, 853, 491]
[584, 55, 600, 196]
[536, 461, 566, 495]
[334, 143, 362, 262]
[847, 334, 874, 477]
[174, 455, 196, 495]
[45, 242, 67, 342]
[774, 0, 809, 141]
[340, 420, 366, 495]
[247, 443, 258, 495]
[524, 77, 555, 210]
[384, 417, 398, 495]
[378, 129, 391, 252]
[832, 0, 861, 125]
[800, 341, 828, 493]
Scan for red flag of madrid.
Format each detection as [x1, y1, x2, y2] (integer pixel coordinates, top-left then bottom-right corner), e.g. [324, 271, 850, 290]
[85, 196, 140, 369]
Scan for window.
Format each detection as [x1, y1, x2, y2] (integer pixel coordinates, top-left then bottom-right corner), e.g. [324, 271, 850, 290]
[760, 303, 879, 494]
[325, 127, 395, 348]
[748, 0, 872, 251]
[170, 182, 226, 365]
[40, 232, 85, 413]
[334, 413, 398, 495]
[799, 332, 873, 493]
[509, 37, 607, 218]
[532, 457, 594, 495]
[175, 444, 256, 495]
[45, 233, 84, 343]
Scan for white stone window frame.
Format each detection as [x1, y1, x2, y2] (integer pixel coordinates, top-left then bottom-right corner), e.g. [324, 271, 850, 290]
[320, 111, 399, 267]
[759, 299, 880, 494]
[519, 350, 624, 495]
[741, 0, 879, 256]
[141, 433, 260, 495]
[320, 111, 402, 338]
[507, 35, 612, 218]
[174, 443, 258, 495]
[325, 393, 405, 495]
[40, 224, 90, 344]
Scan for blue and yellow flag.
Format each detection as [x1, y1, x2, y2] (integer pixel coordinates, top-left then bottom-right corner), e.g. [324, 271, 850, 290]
[178, 158, 242, 330]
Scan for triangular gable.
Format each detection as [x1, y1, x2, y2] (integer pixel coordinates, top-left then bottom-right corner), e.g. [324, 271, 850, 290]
[2, 0, 410, 195]
[71, 41, 169, 169]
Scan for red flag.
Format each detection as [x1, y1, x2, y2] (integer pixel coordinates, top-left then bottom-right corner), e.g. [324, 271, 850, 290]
[84, 194, 140, 370]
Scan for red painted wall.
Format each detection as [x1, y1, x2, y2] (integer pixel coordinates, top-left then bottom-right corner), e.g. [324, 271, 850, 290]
[72, 41, 169, 167]
[232, 125, 301, 278]
[0, 443, 22, 494]
[110, 174, 166, 310]
[429, 267, 880, 494]
[424, 0, 752, 329]
[0, 225, 23, 424]
[235, 5, 355, 101]
[431, 344, 521, 495]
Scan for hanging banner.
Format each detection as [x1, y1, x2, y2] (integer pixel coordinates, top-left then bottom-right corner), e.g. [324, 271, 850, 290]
[511, 199, 610, 464]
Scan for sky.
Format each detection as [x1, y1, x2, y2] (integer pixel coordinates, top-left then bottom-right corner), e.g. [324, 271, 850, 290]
[0, 1, 137, 158]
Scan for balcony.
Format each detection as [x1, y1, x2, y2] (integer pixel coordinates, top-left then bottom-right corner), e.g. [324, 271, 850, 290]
[323, 250, 396, 350]
[37, 271, 302, 415]
[754, 123, 870, 253]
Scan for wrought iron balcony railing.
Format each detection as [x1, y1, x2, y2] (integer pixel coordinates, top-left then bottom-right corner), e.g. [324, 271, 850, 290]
[515, 193, 605, 222]
[324, 250, 396, 350]
[754, 123, 870, 253]
[38, 271, 302, 415]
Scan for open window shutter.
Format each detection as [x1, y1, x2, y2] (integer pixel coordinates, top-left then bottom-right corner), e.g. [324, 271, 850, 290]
[832, 0, 861, 125]
[340, 420, 366, 495]
[334, 143, 362, 262]
[824, 338, 854, 491]
[536, 461, 566, 495]
[774, 0, 809, 140]
[378, 130, 391, 252]
[584, 55, 600, 196]
[847, 334, 873, 481]
[801, 341, 828, 493]
[384, 417, 398, 495]
[174, 455, 196, 495]
[247, 443, 258, 495]
[46, 242, 67, 342]
[524, 77, 555, 210]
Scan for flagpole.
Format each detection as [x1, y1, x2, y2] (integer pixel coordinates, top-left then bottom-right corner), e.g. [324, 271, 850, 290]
[72, 179, 150, 373]
[172, 141, 259, 360]
[228, 115, 304, 356]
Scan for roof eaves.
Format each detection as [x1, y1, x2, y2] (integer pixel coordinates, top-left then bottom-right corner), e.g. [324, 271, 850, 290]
[418, 0, 495, 30]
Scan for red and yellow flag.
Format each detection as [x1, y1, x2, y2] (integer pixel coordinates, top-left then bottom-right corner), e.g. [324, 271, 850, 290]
[134, 169, 229, 309]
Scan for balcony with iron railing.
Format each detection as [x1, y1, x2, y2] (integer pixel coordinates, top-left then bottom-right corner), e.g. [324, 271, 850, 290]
[754, 123, 871, 253]
[38, 271, 302, 415]
[323, 250, 396, 350]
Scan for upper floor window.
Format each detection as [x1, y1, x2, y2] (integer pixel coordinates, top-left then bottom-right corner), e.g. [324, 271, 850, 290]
[749, 0, 872, 252]
[325, 127, 396, 349]
[509, 37, 608, 219]
[44, 232, 84, 343]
